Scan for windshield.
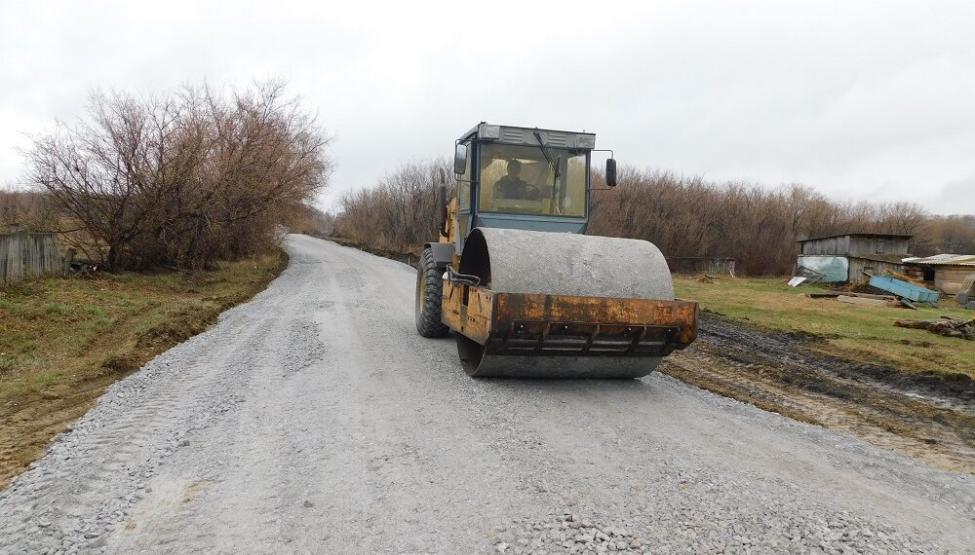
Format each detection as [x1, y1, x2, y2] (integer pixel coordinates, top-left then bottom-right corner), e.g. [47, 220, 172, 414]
[478, 143, 587, 217]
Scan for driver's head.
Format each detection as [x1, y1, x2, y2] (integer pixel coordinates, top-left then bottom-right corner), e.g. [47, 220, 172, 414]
[507, 159, 522, 177]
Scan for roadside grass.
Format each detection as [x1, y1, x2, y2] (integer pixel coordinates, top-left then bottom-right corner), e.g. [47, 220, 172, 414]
[674, 276, 975, 378]
[0, 252, 287, 489]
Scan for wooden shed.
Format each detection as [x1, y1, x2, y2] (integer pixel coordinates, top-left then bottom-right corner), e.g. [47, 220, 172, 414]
[798, 233, 911, 257]
[795, 233, 912, 285]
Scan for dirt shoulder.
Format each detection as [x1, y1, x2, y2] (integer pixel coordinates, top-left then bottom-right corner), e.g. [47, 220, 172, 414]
[0, 252, 287, 489]
[664, 314, 975, 474]
[328, 236, 420, 267]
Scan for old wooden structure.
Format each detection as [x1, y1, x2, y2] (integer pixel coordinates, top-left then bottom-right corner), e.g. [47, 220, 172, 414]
[0, 230, 64, 286]
[665, 257, 737, 277]
[795, 233, 912, 285]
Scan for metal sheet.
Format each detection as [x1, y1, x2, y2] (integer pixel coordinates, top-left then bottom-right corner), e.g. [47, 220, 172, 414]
[904, 254, 975, 267]
[797, 255, 849, 283]
[868, 275, 940, 303]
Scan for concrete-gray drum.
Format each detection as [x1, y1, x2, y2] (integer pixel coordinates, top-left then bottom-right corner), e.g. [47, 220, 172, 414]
[456, 228, 675, 378]
[459, 228, 674, 300]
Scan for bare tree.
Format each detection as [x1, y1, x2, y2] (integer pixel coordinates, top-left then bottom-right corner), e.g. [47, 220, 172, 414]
[28, 81, 332, 270]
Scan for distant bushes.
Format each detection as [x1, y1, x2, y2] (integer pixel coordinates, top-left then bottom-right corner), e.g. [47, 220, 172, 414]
[25, 81, 331, 270]
[333, 160, 975, 275]
[333, 160, 452, 253]
[918, 214, 975, 256]
[0, 191, 56, 232]
[588, 168, 930, 275]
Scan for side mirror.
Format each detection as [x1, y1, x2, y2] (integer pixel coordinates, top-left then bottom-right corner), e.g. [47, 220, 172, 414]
[453, 143, 468, 175]
[606, 158, 617, 187]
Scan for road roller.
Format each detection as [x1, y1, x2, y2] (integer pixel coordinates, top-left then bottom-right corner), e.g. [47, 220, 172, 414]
[415, 123, 697, 378]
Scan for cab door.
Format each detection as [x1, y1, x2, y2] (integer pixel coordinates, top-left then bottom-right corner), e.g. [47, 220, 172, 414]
[455, 139, 474, 254]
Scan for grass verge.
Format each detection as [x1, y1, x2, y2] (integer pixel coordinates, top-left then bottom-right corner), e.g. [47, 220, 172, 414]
[0, 252, 287, 489]
[674, 276, 975, 378]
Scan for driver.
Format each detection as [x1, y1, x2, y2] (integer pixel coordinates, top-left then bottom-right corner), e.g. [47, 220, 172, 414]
[494, 159, 540, 200]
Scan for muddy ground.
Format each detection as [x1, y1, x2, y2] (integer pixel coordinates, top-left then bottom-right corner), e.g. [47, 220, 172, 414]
[664, 314, 975, 474]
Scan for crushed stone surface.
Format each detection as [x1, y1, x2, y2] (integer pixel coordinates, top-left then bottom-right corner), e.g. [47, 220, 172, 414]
[1, 234, 973, 553]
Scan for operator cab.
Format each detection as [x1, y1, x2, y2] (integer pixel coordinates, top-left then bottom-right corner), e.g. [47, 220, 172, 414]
[452, 123, 615, 253]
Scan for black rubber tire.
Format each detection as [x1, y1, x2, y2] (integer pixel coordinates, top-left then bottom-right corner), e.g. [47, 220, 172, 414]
[415, 247, 450, 338]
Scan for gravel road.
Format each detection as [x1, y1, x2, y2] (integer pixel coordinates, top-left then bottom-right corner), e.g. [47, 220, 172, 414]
[1, 234, 973, 554]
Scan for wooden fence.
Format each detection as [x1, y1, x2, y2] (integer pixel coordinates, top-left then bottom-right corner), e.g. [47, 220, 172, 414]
[0, 230, 64, 286]
[666, 257, 738, 277]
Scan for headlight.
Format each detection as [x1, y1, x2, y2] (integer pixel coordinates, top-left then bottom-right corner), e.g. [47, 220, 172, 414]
[479, 124, 501, 140]
[572, 135, 596, 149]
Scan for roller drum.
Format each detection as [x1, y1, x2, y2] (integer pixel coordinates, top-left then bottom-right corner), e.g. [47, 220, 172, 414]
[456, 228, 675, 378]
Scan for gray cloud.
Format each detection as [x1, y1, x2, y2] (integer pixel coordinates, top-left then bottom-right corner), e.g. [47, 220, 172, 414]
[2, 0, 973, 214]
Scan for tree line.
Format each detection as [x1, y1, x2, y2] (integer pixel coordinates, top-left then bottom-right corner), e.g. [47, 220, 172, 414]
[331, 160, 975, 275]
[333, 160, 452, 254]
[6, 81, 331, 271]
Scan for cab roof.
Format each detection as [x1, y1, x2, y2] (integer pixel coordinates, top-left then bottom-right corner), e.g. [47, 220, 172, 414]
[458, 122, 596, 149]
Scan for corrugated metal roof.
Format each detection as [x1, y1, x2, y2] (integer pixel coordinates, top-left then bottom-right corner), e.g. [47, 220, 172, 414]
[902, 254, 975, 266]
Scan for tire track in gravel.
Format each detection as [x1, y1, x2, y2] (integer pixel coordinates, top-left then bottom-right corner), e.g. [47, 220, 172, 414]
[0, 253, 297, 553]
[1, 235, 974, 554]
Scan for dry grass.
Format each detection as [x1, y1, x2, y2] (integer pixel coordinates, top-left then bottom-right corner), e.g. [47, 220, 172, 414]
[0, 252, 287, 488]
[674, 275, 975, 377]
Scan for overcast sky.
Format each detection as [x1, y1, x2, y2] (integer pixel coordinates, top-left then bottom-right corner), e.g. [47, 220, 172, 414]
[2, 0, 973, 214]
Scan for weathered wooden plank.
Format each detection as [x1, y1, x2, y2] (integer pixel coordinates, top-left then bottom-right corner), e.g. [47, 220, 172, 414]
[1, 231, 63, 286]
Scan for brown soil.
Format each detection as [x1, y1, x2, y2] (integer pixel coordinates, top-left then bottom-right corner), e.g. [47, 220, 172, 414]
[663, 314, 975, 474]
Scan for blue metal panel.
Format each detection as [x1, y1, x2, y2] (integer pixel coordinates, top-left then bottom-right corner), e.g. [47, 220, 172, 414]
[868, 275, 940, 303]
[797, 256, 849, 283]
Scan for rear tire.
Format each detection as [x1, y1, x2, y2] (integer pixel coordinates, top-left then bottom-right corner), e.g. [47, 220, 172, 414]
[415, 247, 449, 338]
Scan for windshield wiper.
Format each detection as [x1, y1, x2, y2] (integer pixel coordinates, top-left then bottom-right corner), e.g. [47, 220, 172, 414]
[533, 130, 562, 212]
[532, 130, 560, 178]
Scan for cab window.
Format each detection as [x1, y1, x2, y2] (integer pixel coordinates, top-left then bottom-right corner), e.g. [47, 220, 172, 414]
[458, 141, 472, 211]
[478, 143, 586, 217]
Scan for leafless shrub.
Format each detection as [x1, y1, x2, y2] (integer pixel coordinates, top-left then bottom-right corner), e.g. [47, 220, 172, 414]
[0, 190, 58, 231]
[288, 203, 334, 238]
[333, 159, 453, 253]
[27, 81, 331, 270]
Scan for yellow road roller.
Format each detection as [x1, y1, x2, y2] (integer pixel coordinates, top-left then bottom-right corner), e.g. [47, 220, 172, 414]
[415, 123, 697, 378]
